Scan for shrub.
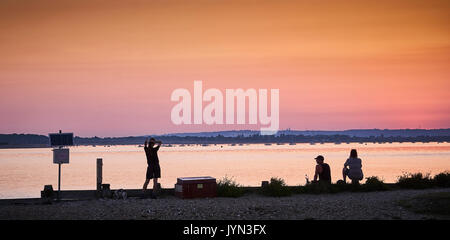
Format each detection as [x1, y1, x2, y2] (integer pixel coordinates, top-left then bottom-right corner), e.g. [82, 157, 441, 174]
[433, 172, 450, 188]
[261, 177, 292, 197]
[397, 172, 433, 189]
[361, 176, 388, 191]
[217, 176, 245, 198]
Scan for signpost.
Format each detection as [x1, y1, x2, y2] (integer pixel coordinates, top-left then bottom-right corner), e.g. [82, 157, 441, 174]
[49, 130, 73, 200]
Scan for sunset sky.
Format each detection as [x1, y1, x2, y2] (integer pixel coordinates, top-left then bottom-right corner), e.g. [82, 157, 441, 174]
[0, 0, 449, 137]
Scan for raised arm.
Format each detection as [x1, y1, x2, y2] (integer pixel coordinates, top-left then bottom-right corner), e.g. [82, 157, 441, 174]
[154, 140, 162, 150]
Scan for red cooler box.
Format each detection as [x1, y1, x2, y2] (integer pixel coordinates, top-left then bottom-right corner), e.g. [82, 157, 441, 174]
[175, 176, 217, 199]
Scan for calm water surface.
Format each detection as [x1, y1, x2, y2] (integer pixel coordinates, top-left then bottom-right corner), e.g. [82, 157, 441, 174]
[0, 142, 449, 199]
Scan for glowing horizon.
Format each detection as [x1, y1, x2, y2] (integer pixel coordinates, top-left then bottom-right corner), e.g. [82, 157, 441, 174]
[0, 0, 449, 137]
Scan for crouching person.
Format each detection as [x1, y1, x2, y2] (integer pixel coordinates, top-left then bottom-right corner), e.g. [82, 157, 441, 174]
[343, 149, 364, 184]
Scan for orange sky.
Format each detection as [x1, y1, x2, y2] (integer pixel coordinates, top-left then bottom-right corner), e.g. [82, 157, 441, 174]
[0, 0, 449, 136]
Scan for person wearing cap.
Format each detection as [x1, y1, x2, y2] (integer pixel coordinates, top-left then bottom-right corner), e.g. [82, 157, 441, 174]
[313, 155, 331, 183]
[343, 149, 364, 184]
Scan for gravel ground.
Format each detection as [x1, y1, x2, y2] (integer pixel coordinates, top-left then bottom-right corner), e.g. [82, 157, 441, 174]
[1, 188, 449, 220]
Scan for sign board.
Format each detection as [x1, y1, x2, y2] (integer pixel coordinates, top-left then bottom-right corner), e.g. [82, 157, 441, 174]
[49, 133, 74, 147]
[53, 148, 69, 164]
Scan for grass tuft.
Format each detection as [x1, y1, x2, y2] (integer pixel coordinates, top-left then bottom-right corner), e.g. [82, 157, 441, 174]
[433, 172, 450, 188]
[361, 176, 389, 192]
[397, 172, 433, 189]
[261, 177, 292, 197]
[217, 176, 245, 198]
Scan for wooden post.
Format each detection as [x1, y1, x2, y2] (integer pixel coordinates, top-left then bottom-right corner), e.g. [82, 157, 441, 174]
[57, 163, 61, 200]
[261, 181, 269, 187]
[96, 158, 102, 196]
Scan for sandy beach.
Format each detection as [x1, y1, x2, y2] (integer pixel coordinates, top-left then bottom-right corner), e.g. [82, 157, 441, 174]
[1, 188, 449, 220]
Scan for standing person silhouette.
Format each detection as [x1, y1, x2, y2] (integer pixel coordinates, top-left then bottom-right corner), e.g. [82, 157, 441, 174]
[143, 138, 162, 197]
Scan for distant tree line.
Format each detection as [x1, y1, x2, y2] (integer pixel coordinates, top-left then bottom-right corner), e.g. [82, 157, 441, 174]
[0, 133, 449, 148]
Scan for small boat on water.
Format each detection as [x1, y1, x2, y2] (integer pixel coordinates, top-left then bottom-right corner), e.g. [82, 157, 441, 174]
[264, 143, 272, 146]
[289, 142, 296, 145]
[201, 144, 209, 147]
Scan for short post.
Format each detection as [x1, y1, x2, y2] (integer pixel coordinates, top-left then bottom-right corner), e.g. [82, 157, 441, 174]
[97, 158, 103, 197]
[57, 163, 61, 200]
[261, 181, 269, 188]
[42, 185, 54, 204]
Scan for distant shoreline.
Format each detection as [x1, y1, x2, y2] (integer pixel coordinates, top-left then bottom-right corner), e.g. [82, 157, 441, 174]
[0, 140, 449, 149]
[1, 129, 450, 149]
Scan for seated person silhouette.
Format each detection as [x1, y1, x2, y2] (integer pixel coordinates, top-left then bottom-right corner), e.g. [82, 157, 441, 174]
[313, 155, 331, 184]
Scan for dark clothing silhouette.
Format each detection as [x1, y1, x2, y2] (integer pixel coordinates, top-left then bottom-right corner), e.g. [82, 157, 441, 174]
[146, 164, 160, 179]
[318, 163, 331, 183]
[144, 145, 160, 165]
[144, 145, 161, 179]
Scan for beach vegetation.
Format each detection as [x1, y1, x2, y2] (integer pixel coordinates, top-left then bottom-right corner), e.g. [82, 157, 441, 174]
[261, 177, 292, 197]
[397, 172, 433, 189]
[360, 176, 389, 192]
[217, 176, 245, 198]
[433, 172, 450, 188]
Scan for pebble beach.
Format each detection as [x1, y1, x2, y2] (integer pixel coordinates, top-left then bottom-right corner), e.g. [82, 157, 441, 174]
[1, 188, 449, 220]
